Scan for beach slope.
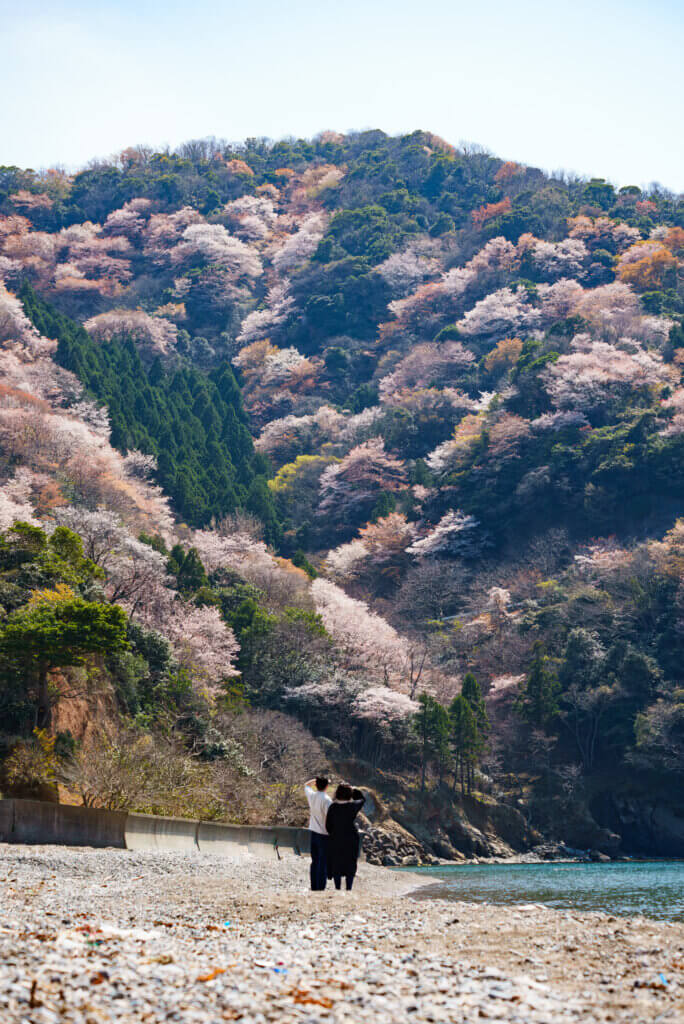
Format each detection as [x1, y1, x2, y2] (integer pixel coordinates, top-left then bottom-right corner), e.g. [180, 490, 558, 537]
[1, 844, 682, 1022]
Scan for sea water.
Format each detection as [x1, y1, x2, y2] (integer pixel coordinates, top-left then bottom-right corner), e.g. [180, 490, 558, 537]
[409, 860, 684, 921]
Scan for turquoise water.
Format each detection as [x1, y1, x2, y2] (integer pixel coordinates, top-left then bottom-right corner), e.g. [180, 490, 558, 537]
[409, 861, 684, 922]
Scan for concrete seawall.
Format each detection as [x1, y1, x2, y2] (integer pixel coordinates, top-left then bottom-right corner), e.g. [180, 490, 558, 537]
[125, 812, 200, 852]
[0, 799, 310, 858]
[197, 821, 310, 859]
[0, 798, 127, 848]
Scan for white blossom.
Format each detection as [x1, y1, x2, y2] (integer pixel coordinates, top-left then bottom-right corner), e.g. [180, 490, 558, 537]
[407, 511, 480, 558]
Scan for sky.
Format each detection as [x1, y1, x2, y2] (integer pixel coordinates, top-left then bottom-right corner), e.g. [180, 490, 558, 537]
[2, 0, 683, 191]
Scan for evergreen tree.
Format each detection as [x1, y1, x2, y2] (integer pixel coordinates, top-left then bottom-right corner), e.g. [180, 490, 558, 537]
[414, 693, 450, 793]
[461, 672, 489, 738]
[0, 593, 128, 728]
[516, 641, 561, 729]
[19, 285, 281, 537]
[448, 694, 479, 796]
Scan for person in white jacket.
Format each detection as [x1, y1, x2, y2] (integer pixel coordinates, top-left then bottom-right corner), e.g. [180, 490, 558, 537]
[304, 777, 332, 890]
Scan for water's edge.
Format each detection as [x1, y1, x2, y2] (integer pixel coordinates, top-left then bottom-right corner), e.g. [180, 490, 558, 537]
[400, 860, 684, 922]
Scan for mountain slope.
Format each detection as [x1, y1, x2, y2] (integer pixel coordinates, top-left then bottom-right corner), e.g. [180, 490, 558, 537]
[0, 130, 682, 852]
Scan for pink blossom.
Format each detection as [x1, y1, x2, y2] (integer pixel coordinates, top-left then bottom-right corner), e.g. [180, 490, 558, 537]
[384, 237, 518, 341]
[271, 213, 327, 274]
[318, 439, 407, 519]
[0, 483, 39, 529]
[378, 340, 475, 400]
[223, 195, 280, 242]
[544, 339, 670, 412]
[84, 309, 178, 357]
[518, 235, 588, 280]
[311, 578, 409, 683]
[324, 539, 370, 579]
[573, 544, 633, 576]
[457, 287, 540, 338]
[0, 283, 41, 347]
[376, 245, 439, 296]
[236, 284, 294, 346]
[537, 279, 585, 320]
[103, 199, 152, 239]
[162, 603, 240, 693]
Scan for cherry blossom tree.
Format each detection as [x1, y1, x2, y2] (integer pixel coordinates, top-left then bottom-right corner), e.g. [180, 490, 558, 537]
[236, 284, 294, 347]
[0, 489, 39, 530]
[0, 336, 174, 537]
[573, 282, 642, 342]
[407, 511, 481, 558]
[318, 439, 407, 521]
[271, 213, 327, 273]
[537, 278, 585, 321]
[222, 195, 280, 243]
[531, 410, 589, 432]
[378, 340, 475, 400]
[660, 388, 684, 437]
[426, 413, 484, 473]
[234, 340, 320, 391]
[170, 223, 263, 279]
[311, 578, 409, 684]
[84, 309, 178, 357]
[0, 283, 42, 348]
[325, 513, 415, 579]
[0, 221, 56, 287]
[102, 198, 152, 239]
[191, 526, 278, 578]
[376, 244, 439, 296]
[325, 538, 370, 579]
[573, 544, 633, 579]
[255, 404, 347, 461]
[51, 508, 171, 616]
[457, 286, 540, 338]
[142, 207, 204, 263]
[162, 603, 240, 695]
[487, 413, 533, 459]
[567, 216, 640, 253]
[192, 525, 311, 611]
[383, 237, 519, 343]
[353, 687, 419, 725]
[517, 234, 588, 281]
[543, 339, 671, 414]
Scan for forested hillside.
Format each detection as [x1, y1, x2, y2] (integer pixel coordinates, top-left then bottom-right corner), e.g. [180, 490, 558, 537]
[1, 130, 682, 854]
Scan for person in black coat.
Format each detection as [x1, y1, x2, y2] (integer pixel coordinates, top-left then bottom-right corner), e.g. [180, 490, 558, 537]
[325, 784, 365, 891]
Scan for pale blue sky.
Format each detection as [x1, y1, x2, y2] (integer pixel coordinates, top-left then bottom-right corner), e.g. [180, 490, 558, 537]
[2, 0, 683, 190]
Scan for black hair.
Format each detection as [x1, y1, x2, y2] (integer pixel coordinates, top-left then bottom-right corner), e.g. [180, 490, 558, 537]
[335, 783, 353, 801]
[315, 776, 329, 791]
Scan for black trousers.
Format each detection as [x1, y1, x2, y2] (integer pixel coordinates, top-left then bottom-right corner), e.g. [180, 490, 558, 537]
[333, 872, 356, 891]
[309, 832, 329, 891]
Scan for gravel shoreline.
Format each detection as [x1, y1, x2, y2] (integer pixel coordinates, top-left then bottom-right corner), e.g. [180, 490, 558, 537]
[1, 843, 682, 1023]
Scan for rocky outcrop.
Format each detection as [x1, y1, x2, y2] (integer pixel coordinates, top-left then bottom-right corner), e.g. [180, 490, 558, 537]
[341, 772, 545, 861]
[359, 821, 438, 867]
[397, 791, 542, 860]
[593, 794, 684, 857]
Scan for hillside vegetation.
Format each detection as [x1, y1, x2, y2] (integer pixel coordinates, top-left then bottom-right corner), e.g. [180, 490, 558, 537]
[0, 130, 682, 853]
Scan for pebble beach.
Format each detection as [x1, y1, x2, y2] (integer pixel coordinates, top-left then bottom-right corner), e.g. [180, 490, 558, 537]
[1, 843, 682, 1023]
